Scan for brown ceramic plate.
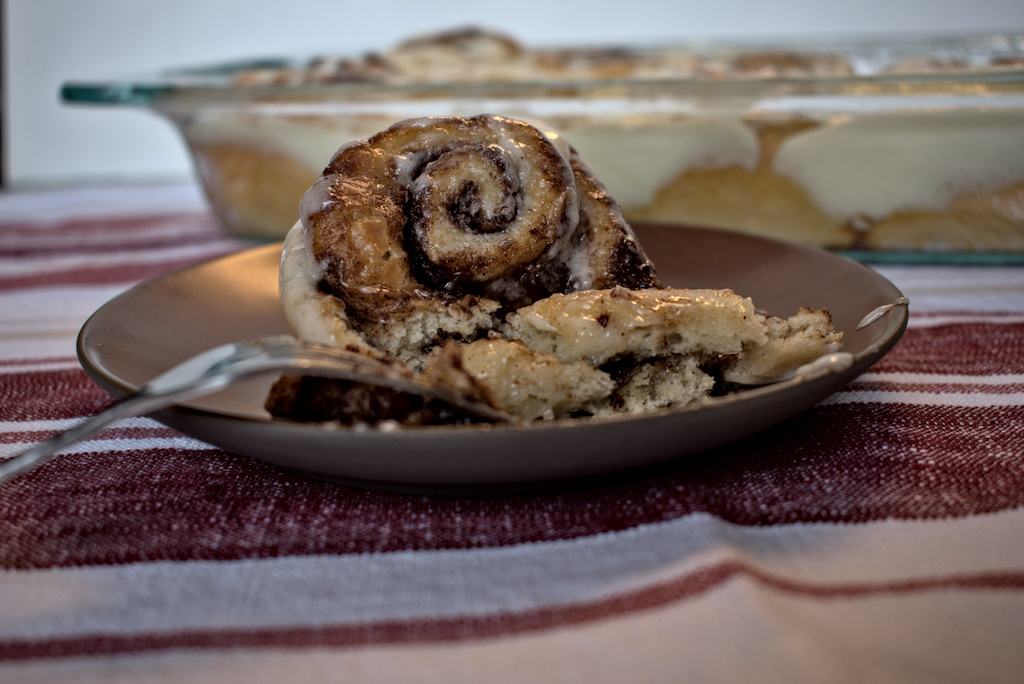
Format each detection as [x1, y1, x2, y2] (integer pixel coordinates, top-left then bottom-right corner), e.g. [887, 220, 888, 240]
[77, 223, 907, 489]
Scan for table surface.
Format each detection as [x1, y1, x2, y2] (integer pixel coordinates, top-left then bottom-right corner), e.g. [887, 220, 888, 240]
[1, 183, 1023, 683]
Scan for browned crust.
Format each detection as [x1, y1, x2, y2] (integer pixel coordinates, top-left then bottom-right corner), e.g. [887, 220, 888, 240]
[567, 148, 662, 290]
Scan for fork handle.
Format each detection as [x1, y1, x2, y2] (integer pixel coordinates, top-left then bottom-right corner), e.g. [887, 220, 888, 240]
[0, 390, 182, 484]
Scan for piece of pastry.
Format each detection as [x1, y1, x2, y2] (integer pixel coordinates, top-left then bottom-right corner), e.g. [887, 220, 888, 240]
[285, 113, 659, 367]
[267, 115, 842, 425]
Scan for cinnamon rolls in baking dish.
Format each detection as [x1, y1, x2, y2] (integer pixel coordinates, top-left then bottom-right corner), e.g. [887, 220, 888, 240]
[270, 115, 841, 424]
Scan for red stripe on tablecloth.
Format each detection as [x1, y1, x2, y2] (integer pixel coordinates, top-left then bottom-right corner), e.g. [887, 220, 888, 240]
[0, 209, 244, 291]
[870, 321, 1024, 375]
[0, 214, 229, 261]
[1, 399, 1022, 570]
[0, 230, 228, 256]
[0, 252, 242, 291]
[2, 368, 99, 392]
[0, 561, 1021, 661]
[869, 316, 1024, 380]
[0, 369, 113, 422]
[0, 213, 219, 238]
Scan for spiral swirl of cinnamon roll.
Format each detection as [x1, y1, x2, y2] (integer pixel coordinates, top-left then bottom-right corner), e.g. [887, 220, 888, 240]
[295, 114, 660, 363]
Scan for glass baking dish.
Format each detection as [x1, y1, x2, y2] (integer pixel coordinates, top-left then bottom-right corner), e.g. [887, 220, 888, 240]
[62, 31, 1024, 262]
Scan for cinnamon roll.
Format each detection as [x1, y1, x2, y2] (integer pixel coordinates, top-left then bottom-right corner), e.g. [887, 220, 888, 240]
[289, 114, 659, 365]
[270, 114, 844, 426]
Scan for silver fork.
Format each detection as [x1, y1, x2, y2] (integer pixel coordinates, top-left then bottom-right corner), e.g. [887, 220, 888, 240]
[0, 335, 513, 484]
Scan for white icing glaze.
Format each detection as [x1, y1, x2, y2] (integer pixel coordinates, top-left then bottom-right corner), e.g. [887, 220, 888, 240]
[187, 103, 1024, 233]
[558, 117, 759, 208]
[186, 112, 762, 213]
[773, 109, 1024, 221]
[518, 118, 572, 162]
[183, 114, 391, 171]
[278, 220, 365, 349]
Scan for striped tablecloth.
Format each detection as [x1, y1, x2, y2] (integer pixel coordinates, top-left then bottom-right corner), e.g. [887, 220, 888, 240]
[1, 183, 1023, 683]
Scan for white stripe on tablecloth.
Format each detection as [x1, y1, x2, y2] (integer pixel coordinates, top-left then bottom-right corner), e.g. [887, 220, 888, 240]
[0, 285, 134, 359]
[1, 507, 1022, 642]
[907, 313, 1024, 328]
[857, 372, 1024, 385]
[0, 418, 213, 460]
[0, 338, 82, 361]
[0, 360, 80, 374]
[873, 265, 1024, 314]
[0, 416, 161, 434]
[0, 285, 128, 324]
[0, 183, 209, 223]
[0, 435, 217, 459]
[5, 575, 1018, 684]
[821, 390, 1024, 407]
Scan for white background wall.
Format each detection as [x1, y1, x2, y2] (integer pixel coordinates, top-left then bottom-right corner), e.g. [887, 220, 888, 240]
[4, 0, 1024, 187]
